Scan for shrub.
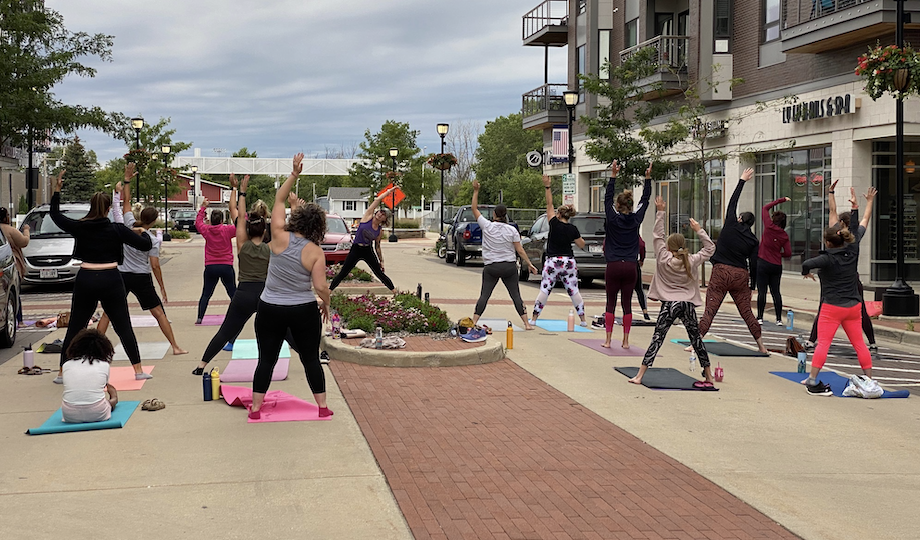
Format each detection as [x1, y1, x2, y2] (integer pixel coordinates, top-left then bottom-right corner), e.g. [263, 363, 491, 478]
[330, 292, 451, 334]
[326, 264, 372, 282]
[169, 229, 190, 239]
[393, 218, 420, 228]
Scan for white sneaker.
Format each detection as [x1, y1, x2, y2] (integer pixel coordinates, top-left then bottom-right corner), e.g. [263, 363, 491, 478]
[579, 321, 588, 327]
[776, 320, 784, 327]
[757, 319, 764, 325]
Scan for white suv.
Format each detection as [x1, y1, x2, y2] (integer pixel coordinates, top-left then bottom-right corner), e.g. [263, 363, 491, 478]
[19, 202, 89, 285]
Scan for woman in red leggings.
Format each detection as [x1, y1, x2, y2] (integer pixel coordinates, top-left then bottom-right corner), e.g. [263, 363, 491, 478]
[602, 161, 652, 349]
[801, 187, 876, 396]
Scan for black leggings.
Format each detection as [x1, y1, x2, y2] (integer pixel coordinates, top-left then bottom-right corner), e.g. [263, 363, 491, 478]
[198, 264, 237, 320]
[809, 282, 875, 345]
[329, 244, 395, 291]
[474, 262, 525, 316]
[634, 262, 648, 312]
[200, 282, 301, 365]
[253, 300, 323, 395]
[60, 269, 141, 367]
[605, 260, 637, 315]
[756, 259, 783, 321]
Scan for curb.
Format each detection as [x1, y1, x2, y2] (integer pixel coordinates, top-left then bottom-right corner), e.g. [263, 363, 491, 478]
[322, 335, 505, 367]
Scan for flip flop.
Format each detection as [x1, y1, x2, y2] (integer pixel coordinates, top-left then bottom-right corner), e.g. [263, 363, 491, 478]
[29, 367, 43, 375]
[692, 381, 716, 390]
[17, 366, 30, 375]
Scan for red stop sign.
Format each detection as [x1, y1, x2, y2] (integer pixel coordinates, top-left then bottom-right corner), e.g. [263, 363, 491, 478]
[377, 183, 405, 209]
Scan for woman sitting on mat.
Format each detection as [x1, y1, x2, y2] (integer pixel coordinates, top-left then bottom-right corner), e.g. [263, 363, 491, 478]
[195, 196, 237, 324]
[801, 187, 877, 396]
[628, 197, 715, 388]
[329, 186, 399, 294]
[249, 153, 332, 420]
[530, 174, 587, 327]
[61, 329, 118, 423]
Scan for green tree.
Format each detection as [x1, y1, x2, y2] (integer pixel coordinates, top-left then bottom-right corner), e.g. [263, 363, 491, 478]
[0, 1, 118, 149]
[17, 194, 27, 214]
[95, 156, 126, 193]
[116, 117, 191, 204]
[463, 113, 542, 206]
[60, 137, 96, 200]
[348, 120, 428, 215]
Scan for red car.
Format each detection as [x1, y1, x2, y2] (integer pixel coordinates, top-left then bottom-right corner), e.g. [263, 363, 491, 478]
[322, 214, 354, 264]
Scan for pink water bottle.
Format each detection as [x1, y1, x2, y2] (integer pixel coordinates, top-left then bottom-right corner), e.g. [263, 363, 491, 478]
[714, 363, 724, 382]
[567, 309, 575, 332]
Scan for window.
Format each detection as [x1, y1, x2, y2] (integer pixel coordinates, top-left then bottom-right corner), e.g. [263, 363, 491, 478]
[343, 200, 356, 211]
[576, 44, 586, 98]
[625, 18, 638, 49]
[666, 160, 725, 251]
[423, 201, 432, 211]
[763, 0, 780, 42]
[598, 30, 610, 80]
[589, 172, 607, 213]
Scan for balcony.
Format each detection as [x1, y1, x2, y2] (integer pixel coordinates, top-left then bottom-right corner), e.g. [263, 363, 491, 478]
[618, 35, 689, 100]
[782, 0, 920, 54]
[523, 0, 569, 47]
[521, 84, 569, 130]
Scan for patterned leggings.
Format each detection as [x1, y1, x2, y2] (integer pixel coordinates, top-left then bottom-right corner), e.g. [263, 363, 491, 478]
[641, 301, 711, 368]
[699, 264, 761, 340]
[532, 256, 585, 316]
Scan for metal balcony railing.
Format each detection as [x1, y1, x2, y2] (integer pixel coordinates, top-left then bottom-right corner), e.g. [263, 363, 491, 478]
[523, 0, 568, 42]
[782, 0, 871, 28]
[521, 84, 569, 119]
[619, 35, 689, 71]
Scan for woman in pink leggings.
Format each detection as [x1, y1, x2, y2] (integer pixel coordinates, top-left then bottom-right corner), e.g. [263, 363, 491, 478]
[801, 187, 876, 396]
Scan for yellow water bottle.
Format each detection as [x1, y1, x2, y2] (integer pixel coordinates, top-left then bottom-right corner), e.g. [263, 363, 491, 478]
[210, 367, 221, 400]
[506, 321, 513, 350]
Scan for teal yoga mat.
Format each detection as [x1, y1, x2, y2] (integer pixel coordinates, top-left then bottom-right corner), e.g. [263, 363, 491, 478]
[232, 338, 290, 360]
[534, 319, 592, 333]
[26, 401, 141, 435]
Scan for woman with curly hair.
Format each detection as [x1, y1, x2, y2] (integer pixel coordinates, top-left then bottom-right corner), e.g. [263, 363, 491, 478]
[530, 174, 587, 326]
[329, 186, 399, 293]
[249, 154, 332, 419]
[61, 329, 119, 423]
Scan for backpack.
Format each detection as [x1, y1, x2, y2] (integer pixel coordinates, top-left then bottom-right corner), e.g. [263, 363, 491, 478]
[785, 336, 805, 358]
[842, 375, 883, 399]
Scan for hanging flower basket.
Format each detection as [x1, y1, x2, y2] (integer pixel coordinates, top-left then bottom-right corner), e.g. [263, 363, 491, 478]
[427, 153, 458, 171]
[855, 43, 920, 100]
[385, 171, 402, 181]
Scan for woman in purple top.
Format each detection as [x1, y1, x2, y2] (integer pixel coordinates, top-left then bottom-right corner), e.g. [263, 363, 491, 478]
[329, 186, 399, 293]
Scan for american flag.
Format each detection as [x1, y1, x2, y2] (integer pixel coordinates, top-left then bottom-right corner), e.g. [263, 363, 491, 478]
[552, 127, 568, 159]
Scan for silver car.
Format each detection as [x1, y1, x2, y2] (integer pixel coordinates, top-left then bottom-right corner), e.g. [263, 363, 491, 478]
[19, 202, 89, 285]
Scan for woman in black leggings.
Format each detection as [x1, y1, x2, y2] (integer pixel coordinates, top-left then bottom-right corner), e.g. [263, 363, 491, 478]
[329, 187, 399, 293]
[50, 166, 153, 383]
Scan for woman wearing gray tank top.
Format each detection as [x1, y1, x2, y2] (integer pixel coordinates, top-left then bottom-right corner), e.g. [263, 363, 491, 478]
[249, 153, 333, 419]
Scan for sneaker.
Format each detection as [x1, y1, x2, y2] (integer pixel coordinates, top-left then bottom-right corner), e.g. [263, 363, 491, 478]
[222, 342, 234, 352]
[757, 319, 764, 325]
[195, 318, 203, 325]
[804, 340, 815, 350]
[869, 343, 879, 361]
[806, 381, 833, 397]
[320, 351, 330, 364]
[579, 321, 588, 327]
[52, 375, 63, 384]
[460, 327, 488, 343]
[776, 320, 784, 327]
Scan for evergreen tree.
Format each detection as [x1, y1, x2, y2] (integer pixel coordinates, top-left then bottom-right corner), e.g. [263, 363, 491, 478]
[60, 137, 96, 201]
[348, 120, 426, 215]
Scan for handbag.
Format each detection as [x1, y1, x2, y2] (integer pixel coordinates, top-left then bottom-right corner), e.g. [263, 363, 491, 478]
[785, 336, 805, 358]
[56, 311, 71, 328]
[842, 374, 883, 399]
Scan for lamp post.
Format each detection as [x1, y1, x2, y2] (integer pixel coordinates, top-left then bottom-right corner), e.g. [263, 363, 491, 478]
[161, 145, 172, 241]
[388, 147, 399, 243]
[131, 117, 144, 203]
[563, 90, 578, 175]
[883, 0, 920, 316]
[437, 123, 449, 235]
[191, 165, 198, 210]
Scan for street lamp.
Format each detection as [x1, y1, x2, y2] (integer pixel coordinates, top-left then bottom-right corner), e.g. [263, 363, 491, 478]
[563, 90, 579, 175]
[161, 144, 172, 242]
[437, 122, 449, 235]
[883, 0, 920, 316]
[131, 117, 144, 203]
[388, 147, 399, 243]
[191, 165, 198, 209]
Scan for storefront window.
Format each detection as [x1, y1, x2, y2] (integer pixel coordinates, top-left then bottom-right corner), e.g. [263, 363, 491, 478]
[589, 172, 606, 213]
[872, 141, 920, 281]
[657, 160, 725, 251]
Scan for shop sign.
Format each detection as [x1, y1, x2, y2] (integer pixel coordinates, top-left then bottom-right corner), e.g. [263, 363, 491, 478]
[810, 172, 824, 186]
[691, 120, 727, 139]
[782, 94, 859, 123]
[794, 175, 808, 186]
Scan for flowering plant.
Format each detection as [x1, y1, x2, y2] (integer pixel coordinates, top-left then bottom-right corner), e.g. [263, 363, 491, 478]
[427, 153, 458, 171]
[325, 264, 372, 282]
[385, 171, 402, 181]
[855, 43, 920, 100]
[330, 292, 451, 334]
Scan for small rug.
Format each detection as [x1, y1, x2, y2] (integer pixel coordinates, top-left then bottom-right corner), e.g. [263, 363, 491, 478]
[534, 319, 592, 333]
[231, 338, 291, 360]
[220, 358, 290, 383]
[26, 401, 141, 435]
[478, 318, 523, 332]
[614, 367, 716, 391]
[198, 314, 225, 326]
[129, 315, 160, 328]
[570, 338, 651, 357]
[770, 371, 910, 398]
[220, 385, 331, 422]
[108, 366, 155, 391]
[671, 340, 768, 357]
[113, 341, 170, 362]
[614, 316, 657, 327]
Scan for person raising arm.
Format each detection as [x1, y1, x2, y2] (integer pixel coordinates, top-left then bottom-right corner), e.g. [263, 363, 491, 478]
[328, 185, 399, 293]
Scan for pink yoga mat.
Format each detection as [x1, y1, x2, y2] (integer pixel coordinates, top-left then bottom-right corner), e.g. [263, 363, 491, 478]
[220, 385, 331, 423]
[220, 358, 289, 383]
[570, 338, 653, 357]
[108, 366, 155, 391]
[198, 314, 225, 326]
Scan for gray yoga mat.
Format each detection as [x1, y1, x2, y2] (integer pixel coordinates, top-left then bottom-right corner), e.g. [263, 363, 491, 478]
[673, 340, 769, 357]
[614, 366, 716, 391]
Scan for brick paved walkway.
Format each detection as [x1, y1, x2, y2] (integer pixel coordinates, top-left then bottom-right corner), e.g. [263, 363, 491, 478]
[332, 359, 800, 540]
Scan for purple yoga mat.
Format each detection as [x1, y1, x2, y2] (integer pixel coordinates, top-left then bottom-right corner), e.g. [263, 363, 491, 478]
[570, 338, 653, 357]
[198, 314, 226, 326]
[220, 358, 289, 383]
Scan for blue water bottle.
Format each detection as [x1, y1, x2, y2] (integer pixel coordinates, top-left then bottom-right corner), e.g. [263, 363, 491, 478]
[786, 309, 794, 330]
[203, 369, 213, 401]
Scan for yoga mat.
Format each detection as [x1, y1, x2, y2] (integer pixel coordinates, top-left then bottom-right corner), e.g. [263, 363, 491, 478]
[113, 341, 170, 361]
[614, 367, 716, 391]
[198, 314, 225, 326]
[478, 318, 523, 332]
[614, 316, 657, 327]
[26, 401, 141, 435]
[129, 315, 160, 328]
[221, 385, 331, 422]
[534, 319, 592, 333]
[220, 358, 289, 383]
[231, 338, 290, 360]
[108, 366, 155, 391]
[770, 371, 911, 398]
[570, 338, 651, 357]
[672, 340, 769, 357]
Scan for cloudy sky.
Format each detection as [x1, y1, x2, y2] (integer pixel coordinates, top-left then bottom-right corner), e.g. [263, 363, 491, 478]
[50, 0, 567, 164]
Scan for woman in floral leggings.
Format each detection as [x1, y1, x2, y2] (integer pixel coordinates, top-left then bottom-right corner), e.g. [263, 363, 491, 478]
[531, 175, 587, 325]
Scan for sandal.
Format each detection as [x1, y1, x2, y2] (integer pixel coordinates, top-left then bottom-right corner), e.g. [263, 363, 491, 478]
[29, 367, 43, 375]
[18, 366, 30, 375]
[141, 399, 153, 410]
[145, 398, 165, 411]
[692, 381, 716, 390]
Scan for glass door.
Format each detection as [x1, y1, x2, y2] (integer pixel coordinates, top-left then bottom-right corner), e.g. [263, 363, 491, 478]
[772, 149, 828, 271]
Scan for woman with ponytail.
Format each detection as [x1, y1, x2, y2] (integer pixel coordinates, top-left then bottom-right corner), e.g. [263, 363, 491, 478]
[628, 196, 716, 387]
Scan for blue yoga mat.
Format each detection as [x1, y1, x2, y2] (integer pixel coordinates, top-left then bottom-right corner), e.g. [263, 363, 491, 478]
[534, 319, 592, 333]
[770, 372, 910, 398]
[232, 339, 291, 360]
[26, 401, 141, 435]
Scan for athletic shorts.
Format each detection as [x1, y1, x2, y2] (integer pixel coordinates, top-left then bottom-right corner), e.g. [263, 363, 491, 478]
[121, 272, 162, 311]
[62, 398, 112, 423]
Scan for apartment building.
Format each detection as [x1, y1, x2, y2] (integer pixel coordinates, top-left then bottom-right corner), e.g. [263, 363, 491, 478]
[521, 0, 920, 286]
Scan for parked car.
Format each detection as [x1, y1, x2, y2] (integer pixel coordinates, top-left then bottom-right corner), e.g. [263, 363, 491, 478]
[172, 209, 197, 232]
[321, 213, 353, 264]
[19, 202, 89, 285]
[444, 205, 518, 266]
[0, 231, 20, 347]
[519, 212, 607, 285]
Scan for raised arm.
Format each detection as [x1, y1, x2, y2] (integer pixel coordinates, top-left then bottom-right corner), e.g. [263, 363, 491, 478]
[235, 175, 250, 251]
[860, 186, 877, 230]
[471, 180, 481, 220]
[652, 197, 669, 263]
[272, 153, 304, 240]
[633, 163, 654, 223]
[115, 223, 153, 251]
[827, 179, 839, 228]
[762, 196, 790, 228]
[689, 218, 716, 262]
[228, 174, 239, 222]
[543, 175, 554, 217]
[604, 161, 620, 219]
[363, 186, 396, 222]
[2, 223, 28, 248]
[49, 170, 78, 233]
[727, 168, 753, 222]
[196, 200, 210, 233]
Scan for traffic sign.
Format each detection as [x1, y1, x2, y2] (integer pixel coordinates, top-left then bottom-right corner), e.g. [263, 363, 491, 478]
[377, 183, 405, 209]
[526, 150, 543, 168]
[562, 173, 576, 195]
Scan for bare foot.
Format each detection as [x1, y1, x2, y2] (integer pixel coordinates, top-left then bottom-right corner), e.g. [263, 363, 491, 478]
[524, 323, 535, 330]
[622, 336, 630, 349]
[601, 341, 611, 348]
[683, 345, 693, 352]
[759, 346, 768, 354]
[627, 377, 642, 385]
[172, 347, 189, 355]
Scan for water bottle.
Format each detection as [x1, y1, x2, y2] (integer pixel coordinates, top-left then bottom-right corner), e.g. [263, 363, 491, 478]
[23, 343, 33, 369]
[506, 321, 514, 350]
[210, 367, 221, 400]
[375, 326, 383, 349]
[567, 309, 575, 332]
[331, 310, 341, 339]
[203, 369, 213, 401]
[786, 309, 794, 330]
[689, 352, 697, 372]
[797, 351, 807, 373]
[714, 363, 724, 382]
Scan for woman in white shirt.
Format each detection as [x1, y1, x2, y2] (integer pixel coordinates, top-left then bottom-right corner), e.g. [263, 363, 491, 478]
[61, 329, 118, 423]
[470, 180, 538, 330]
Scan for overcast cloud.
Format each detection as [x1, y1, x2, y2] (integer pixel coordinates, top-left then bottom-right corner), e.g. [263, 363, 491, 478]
[49, 0, 567, 164]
